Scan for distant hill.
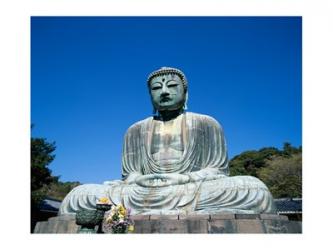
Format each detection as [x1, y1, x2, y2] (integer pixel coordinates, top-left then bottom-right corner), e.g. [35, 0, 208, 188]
[229, 142, 302, 198]
[43, 181, 81, 201]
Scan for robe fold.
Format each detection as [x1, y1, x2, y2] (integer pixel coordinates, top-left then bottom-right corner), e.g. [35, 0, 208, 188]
[59, 112, 276, 215]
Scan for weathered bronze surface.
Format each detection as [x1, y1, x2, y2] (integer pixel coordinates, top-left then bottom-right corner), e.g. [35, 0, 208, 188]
[59, 67, 276, 216]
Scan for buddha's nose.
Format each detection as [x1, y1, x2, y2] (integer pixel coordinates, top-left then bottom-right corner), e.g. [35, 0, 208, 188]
[161, 85, 170, 96]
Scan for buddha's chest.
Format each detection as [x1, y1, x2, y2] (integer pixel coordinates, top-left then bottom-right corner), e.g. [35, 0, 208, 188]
[151, 117, 184, 164]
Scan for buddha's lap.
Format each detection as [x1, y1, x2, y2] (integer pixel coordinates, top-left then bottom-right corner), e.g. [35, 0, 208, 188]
[59, 175, 273, 214]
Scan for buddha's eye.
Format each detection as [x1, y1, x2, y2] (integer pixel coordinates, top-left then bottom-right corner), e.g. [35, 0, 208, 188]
[166, 79, 179, 88]
[167, 83, 178, 88]
[151, 85, 162, 90]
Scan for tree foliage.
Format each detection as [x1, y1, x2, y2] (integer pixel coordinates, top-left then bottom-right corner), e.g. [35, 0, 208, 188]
[229, 142, 302, 198]
[229, 147, 283, 177]
[31, 137, 57, 206]
[43, 181, 81, 200]
[258, 153, 302, 198]
[31, 132, 82, 232]
[31, 136, 82, 203]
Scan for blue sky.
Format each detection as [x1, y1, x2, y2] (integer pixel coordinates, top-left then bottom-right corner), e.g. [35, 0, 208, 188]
[31, 17, 302, 184]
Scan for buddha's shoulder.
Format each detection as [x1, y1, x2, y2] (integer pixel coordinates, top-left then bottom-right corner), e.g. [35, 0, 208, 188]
[125, 113, 223, 132]
[186, 112, 222, 126]
[126, 117, 152, 132]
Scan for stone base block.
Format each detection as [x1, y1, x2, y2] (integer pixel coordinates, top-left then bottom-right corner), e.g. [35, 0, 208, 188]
[34, 215, 79, 234]
[34, 213, 302, 234]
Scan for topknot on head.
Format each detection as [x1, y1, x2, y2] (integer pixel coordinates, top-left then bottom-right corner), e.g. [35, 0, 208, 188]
[147, 67, 187, 91]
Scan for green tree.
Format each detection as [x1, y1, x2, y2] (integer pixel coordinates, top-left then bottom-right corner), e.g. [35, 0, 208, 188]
[229, 147, 282, 177]
[43, 181, 81, 200]
[258, 153, 302, 198]
[31, 137, 57, 206]
[31, 135, 58, 232]
[229, 143, 302, 198]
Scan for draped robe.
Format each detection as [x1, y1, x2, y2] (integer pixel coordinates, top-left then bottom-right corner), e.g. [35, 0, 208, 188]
[59, 112, 276, 215]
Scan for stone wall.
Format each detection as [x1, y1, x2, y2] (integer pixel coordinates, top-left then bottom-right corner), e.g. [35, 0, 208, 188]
[34, 214, 302, 234]
[34, 215, 79, 234]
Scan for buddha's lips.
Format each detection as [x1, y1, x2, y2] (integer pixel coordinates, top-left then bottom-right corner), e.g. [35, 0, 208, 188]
[160, 97, 172, 103]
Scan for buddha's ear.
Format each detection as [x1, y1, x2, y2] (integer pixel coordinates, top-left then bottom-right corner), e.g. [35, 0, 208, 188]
[149, 95, 158, 115]
[183, 91, 189, 111]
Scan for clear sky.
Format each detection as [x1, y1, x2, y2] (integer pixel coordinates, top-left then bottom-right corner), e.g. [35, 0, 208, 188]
[31, 16, 302, 184]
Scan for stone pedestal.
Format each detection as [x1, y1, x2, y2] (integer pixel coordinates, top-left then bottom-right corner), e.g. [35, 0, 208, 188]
[34, 213, 301, 234]
[34, 215, 79, 234]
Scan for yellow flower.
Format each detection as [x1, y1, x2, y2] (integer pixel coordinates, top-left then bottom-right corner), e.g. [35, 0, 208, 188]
[117, 204, 126, 217]
[97, 197, 111, 204]
[111, 205, 117, 214]
[128, 225, 134, 232]
[116, 204, 123, 210]
[105, 216, 113, 224]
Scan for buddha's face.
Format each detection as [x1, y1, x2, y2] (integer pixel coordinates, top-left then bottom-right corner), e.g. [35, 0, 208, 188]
[149, 74, 186, 112]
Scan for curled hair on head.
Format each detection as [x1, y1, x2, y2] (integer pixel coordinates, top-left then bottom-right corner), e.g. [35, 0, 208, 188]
[147, 67, 188, 92]
[148, 67, 189, 114]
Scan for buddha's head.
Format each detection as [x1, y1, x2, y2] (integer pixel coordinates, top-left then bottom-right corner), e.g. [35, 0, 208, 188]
[147, 67, 188, 113]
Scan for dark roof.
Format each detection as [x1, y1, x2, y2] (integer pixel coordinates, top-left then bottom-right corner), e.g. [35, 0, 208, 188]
[39, 197, 62, 213]
[274, 198, 302, 213]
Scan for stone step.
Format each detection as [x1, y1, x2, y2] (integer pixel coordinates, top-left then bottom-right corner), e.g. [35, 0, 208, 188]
[34, 214, 301, 234]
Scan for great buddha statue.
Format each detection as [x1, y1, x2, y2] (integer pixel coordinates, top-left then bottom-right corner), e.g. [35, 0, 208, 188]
[59, 67, 276, 215]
